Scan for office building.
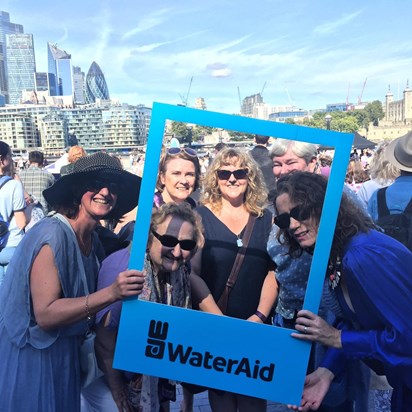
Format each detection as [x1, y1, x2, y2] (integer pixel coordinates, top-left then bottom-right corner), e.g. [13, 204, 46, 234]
[72, 65, 85, 104]
[0, 11, 23, 103]
[48, 42, 73, 96]
[6, 33, 36, 105]
[84, 61, 109, 103]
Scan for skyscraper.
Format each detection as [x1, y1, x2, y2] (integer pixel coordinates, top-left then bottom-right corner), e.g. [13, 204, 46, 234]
[85, 61, 109, 103]
[47, 42, 73, 96]
[0, 11, 24, 102]
[6, 33, 36, 105]
[72, 65, 85, 104]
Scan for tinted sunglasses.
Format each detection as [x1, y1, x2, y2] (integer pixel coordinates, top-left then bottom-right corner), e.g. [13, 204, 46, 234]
[151, 230, 197, 251]
[167, 147, 197, 157]
[216, 169, 248, 180]
[274, 206, 311, 229]
[85, 180, 119, 195]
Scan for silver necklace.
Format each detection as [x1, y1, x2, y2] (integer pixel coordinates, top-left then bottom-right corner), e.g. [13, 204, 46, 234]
[236, 234, 243, 247]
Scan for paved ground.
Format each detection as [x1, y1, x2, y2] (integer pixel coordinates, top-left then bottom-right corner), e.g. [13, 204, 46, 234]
[170, 385, 379, 411]
[169, 385, 291, 412]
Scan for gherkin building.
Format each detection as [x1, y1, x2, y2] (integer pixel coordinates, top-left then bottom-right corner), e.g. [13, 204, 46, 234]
[84, 61, 109, 103]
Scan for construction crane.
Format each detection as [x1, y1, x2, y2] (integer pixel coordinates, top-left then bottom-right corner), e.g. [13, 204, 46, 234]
[237, 86, 242, 112]
[178, 76, 193, 106]
[357, 78, 367, 105]
[260, 81, 267, 98]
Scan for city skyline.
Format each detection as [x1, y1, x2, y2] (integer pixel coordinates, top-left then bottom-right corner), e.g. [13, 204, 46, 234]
[2, 0, 412, 114]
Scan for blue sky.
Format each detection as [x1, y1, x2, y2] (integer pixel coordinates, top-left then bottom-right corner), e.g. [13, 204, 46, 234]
[3, 0, 412, 113]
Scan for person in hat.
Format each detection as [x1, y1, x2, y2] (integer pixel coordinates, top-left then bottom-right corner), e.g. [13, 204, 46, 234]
[368, 132, 412, 220]
[0, 152, 144, 412]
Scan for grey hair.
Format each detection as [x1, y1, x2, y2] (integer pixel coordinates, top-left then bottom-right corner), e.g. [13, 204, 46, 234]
[368, 141, 400, 183]
[270, 139, 318, 165]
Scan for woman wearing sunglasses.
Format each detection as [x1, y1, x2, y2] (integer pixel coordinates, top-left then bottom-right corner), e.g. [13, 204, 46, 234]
[89, 202, 207, 412]
[272, 172, 412, 412]
[154, 147, 201, 209]
[191, 147, 277, 412]
[0, 153, 145, 412]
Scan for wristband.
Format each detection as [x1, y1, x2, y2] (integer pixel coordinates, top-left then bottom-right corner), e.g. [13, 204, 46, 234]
[255, 310, 267, 323]
[85, 294, 93, 324]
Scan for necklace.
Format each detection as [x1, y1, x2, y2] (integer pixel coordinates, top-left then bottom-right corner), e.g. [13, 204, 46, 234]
[236, 234, 243, 247]
[328, 257, 342, 290]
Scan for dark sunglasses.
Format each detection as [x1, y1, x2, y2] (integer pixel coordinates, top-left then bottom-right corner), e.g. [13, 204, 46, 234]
[151, 230, 197, 251]
[216, 169, 248, 180]
[85, 180, 119, 195]
[274, 206, 311, 229]
[167, 147, 198, 157]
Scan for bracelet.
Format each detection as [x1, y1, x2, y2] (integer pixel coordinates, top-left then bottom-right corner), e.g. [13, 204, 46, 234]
[255, 310, 267, 323]
[85, 294, 93, 323]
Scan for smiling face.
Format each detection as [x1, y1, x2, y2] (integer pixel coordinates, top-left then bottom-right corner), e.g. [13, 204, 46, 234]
[80, 180, 118, 220]
[275, 192, 319, 248]
[217, 160, 248, 205]
[272, 147, 316, 179]
[149, 215, 195, 274]
[160, 158, 196, 203]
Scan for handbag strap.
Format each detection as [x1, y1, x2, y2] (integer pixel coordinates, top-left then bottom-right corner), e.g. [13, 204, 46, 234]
[0, 176, 13, 223]
[217, 214, 256, 314]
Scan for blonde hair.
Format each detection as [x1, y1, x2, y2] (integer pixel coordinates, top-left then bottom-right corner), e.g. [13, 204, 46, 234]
[368, 141, 400, 183]
[200, 147, 267, 216]
[68, 146, 86, 163]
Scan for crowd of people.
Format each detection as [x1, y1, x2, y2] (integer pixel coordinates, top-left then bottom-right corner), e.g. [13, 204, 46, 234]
[0, 130, 411, 412]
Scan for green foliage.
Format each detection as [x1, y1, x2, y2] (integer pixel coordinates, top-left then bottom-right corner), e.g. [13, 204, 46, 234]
[302, 100, 384, 133]
[364, 100, 384, 126]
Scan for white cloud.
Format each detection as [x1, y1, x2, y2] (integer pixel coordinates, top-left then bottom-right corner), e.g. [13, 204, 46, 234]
[313, 10, 363, 35]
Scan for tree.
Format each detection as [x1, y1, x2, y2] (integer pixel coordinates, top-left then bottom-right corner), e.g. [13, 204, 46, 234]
[364, 100, 384, 127]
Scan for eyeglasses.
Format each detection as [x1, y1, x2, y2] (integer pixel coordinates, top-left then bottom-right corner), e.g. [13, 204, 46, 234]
[216, 169, 248, 180]
[151, 230, 197, 251]
[166, 147, 198, 157]
[274, 206, 311, 229]
[85, 180, 119, 195]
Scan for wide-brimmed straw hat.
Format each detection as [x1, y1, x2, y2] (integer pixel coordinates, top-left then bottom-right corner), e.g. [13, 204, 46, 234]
[44, 152, 141, 219]
[384, 132, 412, 172]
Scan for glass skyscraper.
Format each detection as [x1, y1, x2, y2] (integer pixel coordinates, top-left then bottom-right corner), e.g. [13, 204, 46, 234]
[48, 42, 73, 96]
[6, 33, 36, 105]
[0, 11, 24, 103]
[85, 61, 109, 103]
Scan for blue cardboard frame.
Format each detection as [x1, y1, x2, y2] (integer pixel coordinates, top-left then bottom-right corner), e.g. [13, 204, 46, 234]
[114, 103, 353, 405]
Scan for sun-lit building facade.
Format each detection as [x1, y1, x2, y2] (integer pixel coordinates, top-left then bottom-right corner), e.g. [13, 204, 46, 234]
[84, 61, 109, 103]
[47, 42, 73, 97]
[6, 33, 36, 105]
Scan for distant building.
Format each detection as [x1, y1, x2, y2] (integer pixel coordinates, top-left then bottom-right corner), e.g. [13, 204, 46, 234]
[6, 33, 36, 104]
[241, 93, 263, 116]
[0, 11, 24, 103]
[84, 61, 109, 103]
[0, 102, 151, 151]
[269, 109, 308, 123]
[360, 82, 412, 142]
[72, 65, 85, 104]
[326, 102, 348, 112]
[384, 82, 412, 124]
[47, 42, 73, 97]
[194, 97, 207, 110]
[34, 72, 50, 92]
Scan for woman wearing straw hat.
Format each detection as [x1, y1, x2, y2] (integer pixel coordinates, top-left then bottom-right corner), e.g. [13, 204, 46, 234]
[0, 152, 144, 412]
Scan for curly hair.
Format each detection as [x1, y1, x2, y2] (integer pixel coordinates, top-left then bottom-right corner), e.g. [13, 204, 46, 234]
[199, 147, 268, 216]
[345, 159, 369, 184]
[149, 202, 205, 253]
[156, 148, 201, 192]
[274, 172, 375, 261]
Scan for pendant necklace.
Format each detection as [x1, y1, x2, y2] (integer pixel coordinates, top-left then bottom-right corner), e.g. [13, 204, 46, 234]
[236, 234, 243, 248]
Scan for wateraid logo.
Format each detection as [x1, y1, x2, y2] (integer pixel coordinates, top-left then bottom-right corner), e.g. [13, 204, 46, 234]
[145, 320, 275, 382]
